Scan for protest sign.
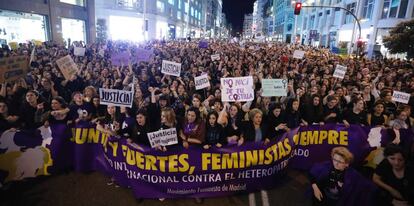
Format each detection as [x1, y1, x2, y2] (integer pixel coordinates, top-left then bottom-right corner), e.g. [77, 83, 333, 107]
[56, 55, 78, 80]
[98, 49, 105, 57]
[221, 76, 254, 102]
[133, 48, 153, 63]
[392, 91, 410, 104]
[111, 51, 130, 66]
[292, 50, 305, 59]
[74, 47, 86, 56]
[147, 128, 178, 148]
[194, 74, 210, 90]
[333, 64, 347, 79]
[161, 60, 181, 77]
[99, 88, 134, 108]
[261, 79, 288, 97]
[211, 54, 220, 61]
[198, 41, 208, 49]
[0, 56, 28, 83]
[3, 123, 410, 198]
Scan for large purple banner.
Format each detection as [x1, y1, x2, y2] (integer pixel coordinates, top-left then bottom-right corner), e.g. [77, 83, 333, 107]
[0, 123, 412, 198]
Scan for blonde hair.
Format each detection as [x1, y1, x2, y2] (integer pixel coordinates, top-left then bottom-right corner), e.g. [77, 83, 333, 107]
[161, 107, 176, 125]
[331, 147, 354, 164]
[248, 108, 263, 121]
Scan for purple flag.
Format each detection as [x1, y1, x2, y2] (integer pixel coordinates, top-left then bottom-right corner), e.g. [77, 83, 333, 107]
[111, 51, 130, 66]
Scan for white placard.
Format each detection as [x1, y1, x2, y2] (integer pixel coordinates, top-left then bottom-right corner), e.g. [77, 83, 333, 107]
[99, 88, 134, 108]
[147, 128, 178, 148]
[74, 47, 86, 56]
[333, 64, 347, 79]
[249, 46, 255, 50]
[392, 91, 410, 104]
[262, 79, 288, 97]
[211, 54, 220, 61]
[221, 76, 254, 102]
[98, 49, 105, 57]
[161, 60, 181, 77]
[56, 55, 78, 80]
[194, 74, 210, 90]
[293, 50, 305, 59]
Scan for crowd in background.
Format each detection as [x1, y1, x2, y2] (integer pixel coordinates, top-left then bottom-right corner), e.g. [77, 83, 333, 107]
[0, 39, 413, 205]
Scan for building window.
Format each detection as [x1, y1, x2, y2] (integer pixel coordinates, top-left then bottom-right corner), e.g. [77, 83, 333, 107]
[177, 11, 181, 20]
[185, 2, 189, 14]
[344, 3, 356, 24]
[310, 15, 315, 29]
[178, 0, 182, 9]
[168, 0, 174, 5]
[191, 7, 194, 17]
[157, 0, 164, 13]
[382, 0, 408, 18]
[362, 0, 374, 19]
[116, 0, 139, 8]
[62, 18, 86, 43]
[60, 0, 84, 7]
[303, 17, 307, 30]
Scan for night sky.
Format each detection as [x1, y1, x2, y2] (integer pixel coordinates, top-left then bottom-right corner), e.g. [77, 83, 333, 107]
[222, 0, 255, 36]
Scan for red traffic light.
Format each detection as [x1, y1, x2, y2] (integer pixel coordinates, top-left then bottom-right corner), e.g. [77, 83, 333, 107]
[294, 2, 302, 15]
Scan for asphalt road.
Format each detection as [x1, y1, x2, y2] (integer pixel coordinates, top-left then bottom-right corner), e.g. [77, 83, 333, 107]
[1, 169, 311, 206]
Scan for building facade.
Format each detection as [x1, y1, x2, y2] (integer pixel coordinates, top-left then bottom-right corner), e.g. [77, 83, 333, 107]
[202, 0, 224, 38]
[95, 0, 215, 41]
[299, 0, 414, 58]
[0, 0, 95, 46]
[243, 13, 253, 38]
[273, 0, 295, 43]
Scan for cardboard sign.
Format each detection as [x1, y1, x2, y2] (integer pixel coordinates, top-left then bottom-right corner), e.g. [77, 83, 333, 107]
[221, 76, 254, 102]
[0, 56, 28, 83]
[293, 50, 305, 59]
[262, 79, 288, 97]
[333, 64, 347, 79]
[392, 91, 410, 104]
[194, 74, 210, 90]
[211, 54, 220, 61]
[99, 88, 134, 108]
[161, 60, 181, 77]
[74, 47, 86, 56]
[147, 128, 178, 148]
[56, 55, 78, 80]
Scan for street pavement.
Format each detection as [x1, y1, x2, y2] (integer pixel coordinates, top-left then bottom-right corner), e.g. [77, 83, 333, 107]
[1, 169, 311, 206]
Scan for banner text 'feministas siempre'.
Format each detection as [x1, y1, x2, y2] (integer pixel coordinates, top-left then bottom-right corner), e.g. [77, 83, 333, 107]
[1, 124, 412, 198]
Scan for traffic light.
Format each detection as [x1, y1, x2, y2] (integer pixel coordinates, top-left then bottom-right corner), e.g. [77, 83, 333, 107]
[294, 2, 302, 15]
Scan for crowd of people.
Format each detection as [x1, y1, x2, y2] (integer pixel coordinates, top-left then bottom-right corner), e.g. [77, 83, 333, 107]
[0, 39, 413, 205]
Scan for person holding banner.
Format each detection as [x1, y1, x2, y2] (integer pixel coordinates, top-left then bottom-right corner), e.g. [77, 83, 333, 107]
[45, 96, 70, 125]
[310, 147, 375, 206]
[116, 110, 152, 147]
[285, 99, 307, 129]
[367, 101, 388, 127]
[343, 97, 368, 127]
[323, 95, 342, 124]
[266, 103, 288, 139]
[218, 103, 244, 145]
[239, 108, 269, 145]
[68, 92, 94, 124]
[302, 95, 324, 125]
[180, 107, 205, 149]
[373, 144, 414, 206]
[203, 111, 226, 149]
[19, 90, 49, 130]
[0, 100, 20, 132]
[157, 107, 180, 152]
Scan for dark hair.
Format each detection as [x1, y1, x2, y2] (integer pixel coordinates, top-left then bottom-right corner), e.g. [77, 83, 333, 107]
[384, 144, 407, 160]
[51, 96, 67, 108]
[206, 111, 219, 127]
[186, 107, 201, 123]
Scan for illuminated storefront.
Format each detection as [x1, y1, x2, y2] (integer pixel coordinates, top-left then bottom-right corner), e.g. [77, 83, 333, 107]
[109, 15, 144, 42]
[0, 9, 48, 44]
